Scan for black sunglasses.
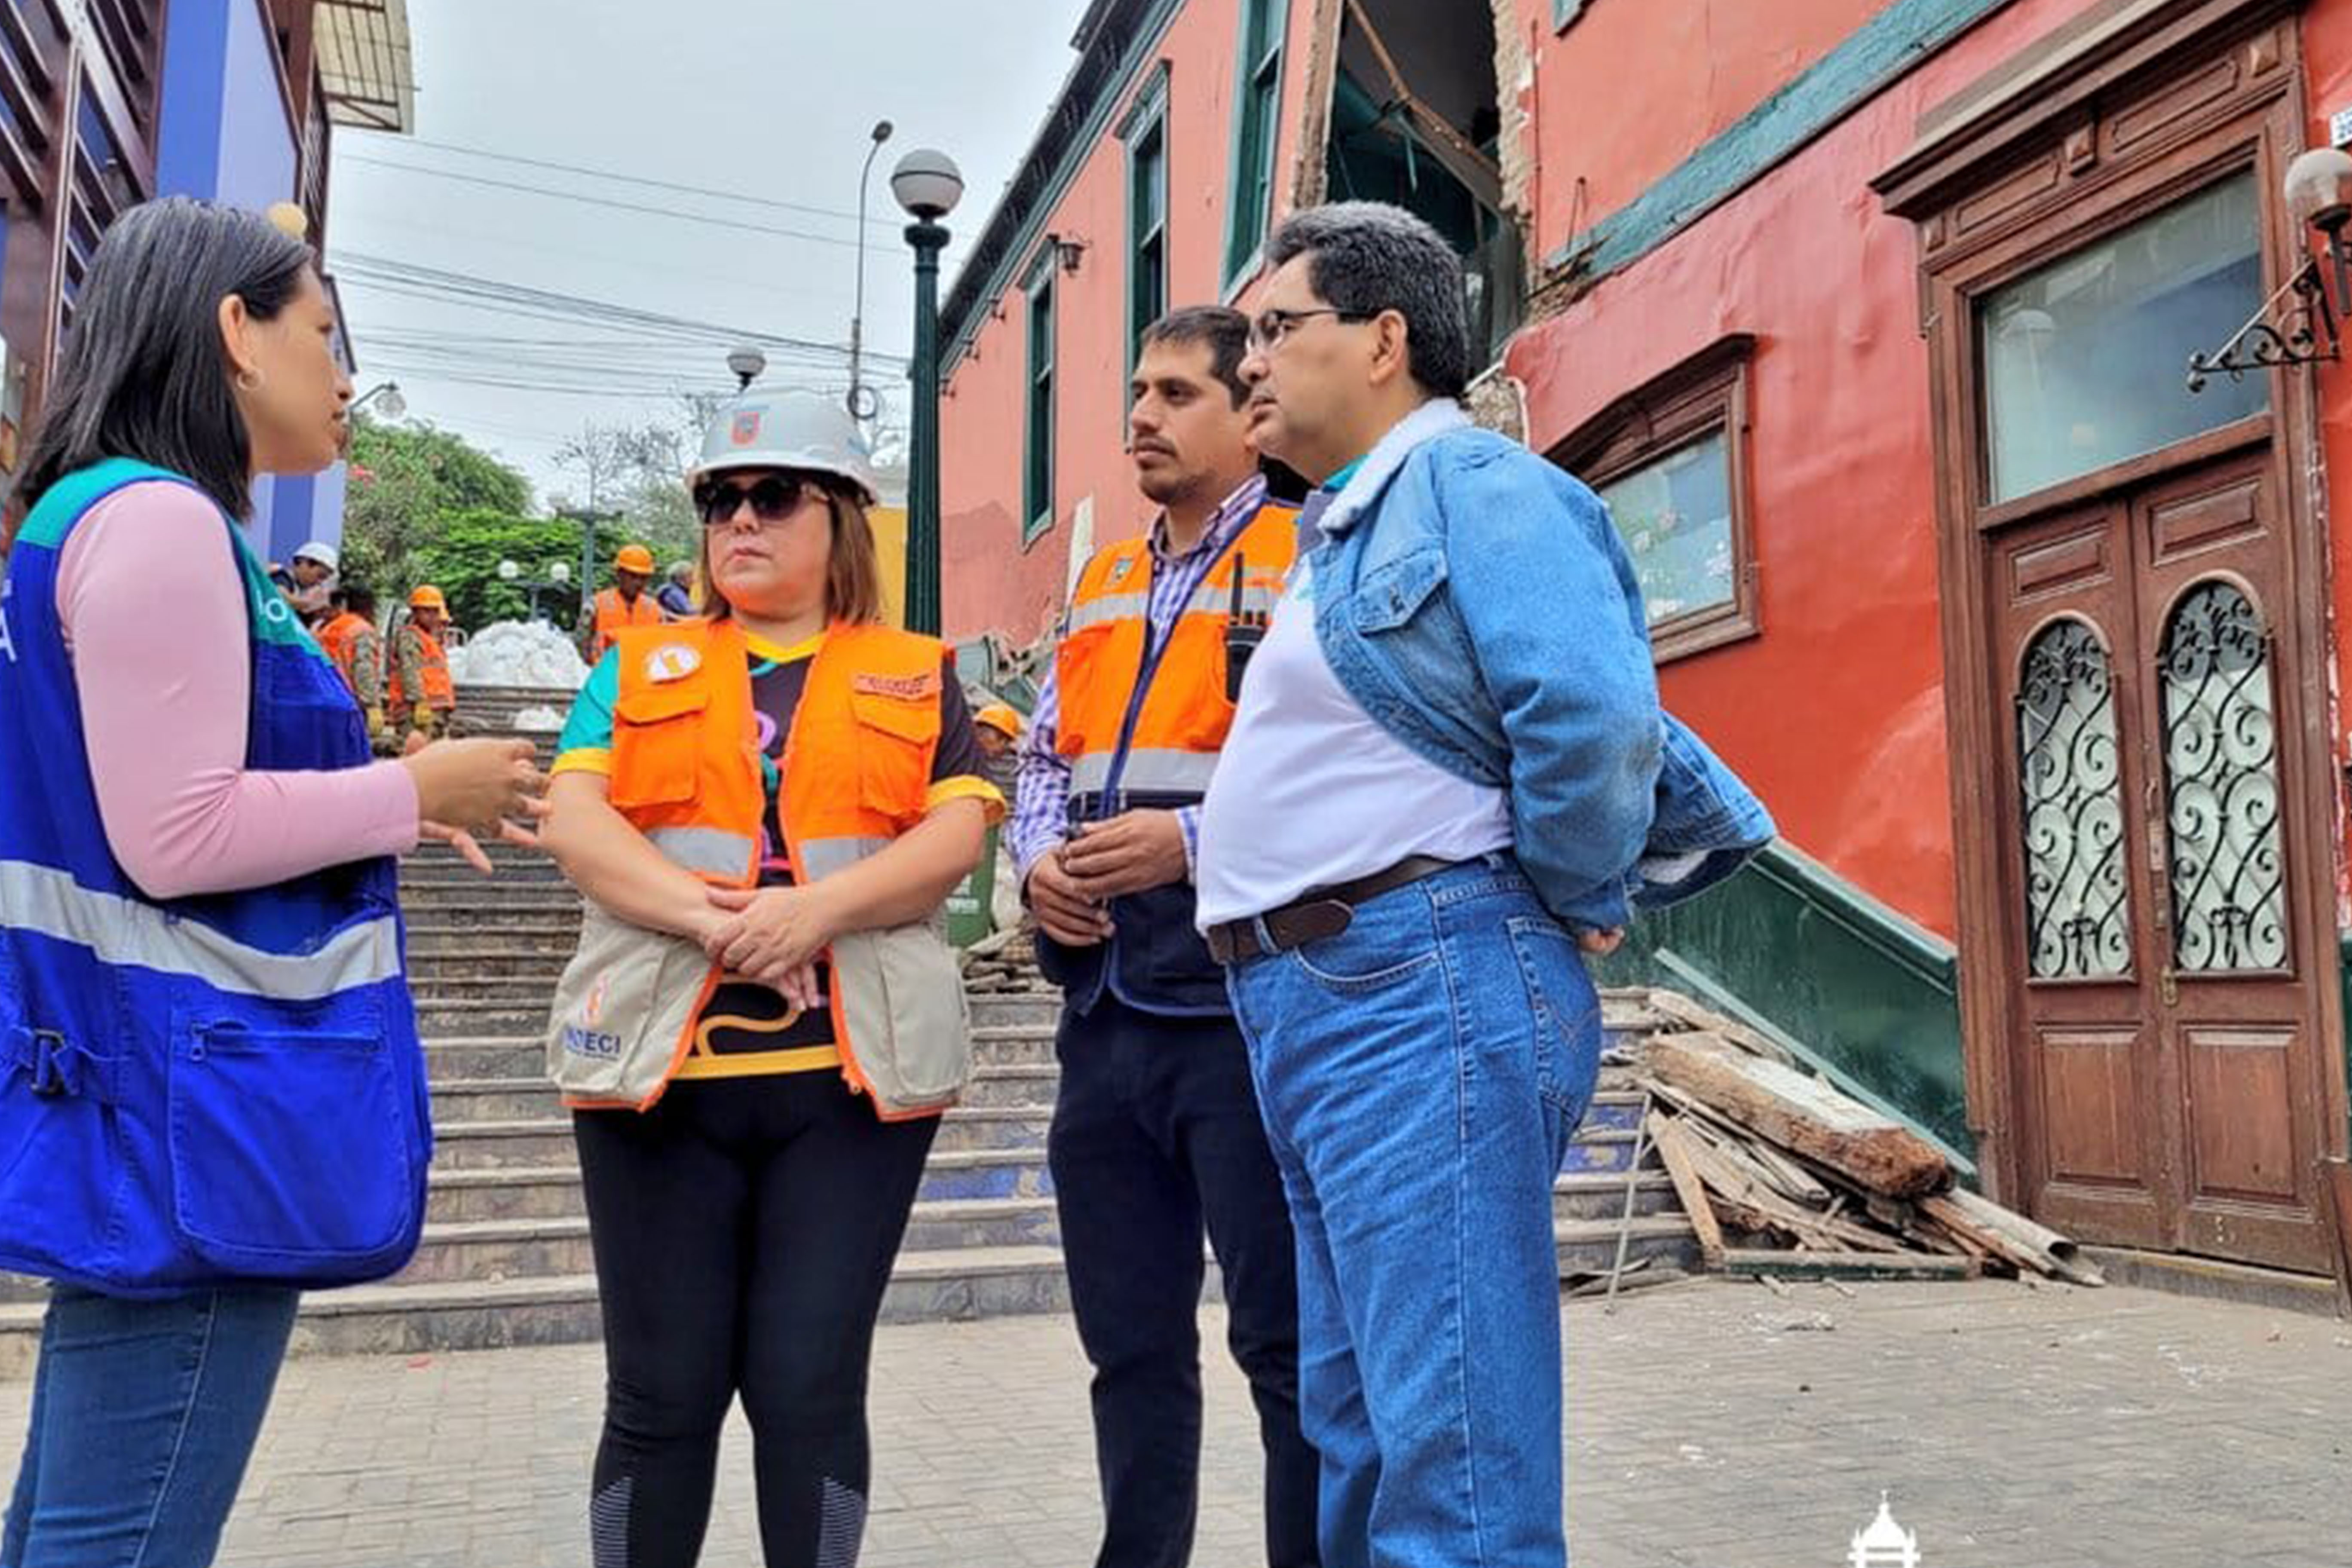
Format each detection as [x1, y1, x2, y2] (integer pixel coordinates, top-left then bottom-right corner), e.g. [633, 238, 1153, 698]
[694, 475, 827, 528]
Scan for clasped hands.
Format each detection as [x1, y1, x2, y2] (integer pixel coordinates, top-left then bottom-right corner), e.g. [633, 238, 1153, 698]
[700, 884, 836, 1015]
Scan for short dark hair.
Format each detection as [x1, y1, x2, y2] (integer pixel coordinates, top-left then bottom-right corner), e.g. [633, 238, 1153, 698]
[340, 584, 377, 617]
[1267, 202, 1473, 399]
[12, 196, 314, 528]
[1139, 306, 1252, 407]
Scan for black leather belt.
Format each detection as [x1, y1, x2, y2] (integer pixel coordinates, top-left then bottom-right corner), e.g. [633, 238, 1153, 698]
[1204, 855, 1460, 966]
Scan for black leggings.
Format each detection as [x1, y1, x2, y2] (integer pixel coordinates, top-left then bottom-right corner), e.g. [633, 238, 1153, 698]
[574, 1073, 937, 1568]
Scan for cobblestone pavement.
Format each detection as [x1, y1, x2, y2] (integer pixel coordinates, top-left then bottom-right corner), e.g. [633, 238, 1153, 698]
[2, 1278, 2345, 1566]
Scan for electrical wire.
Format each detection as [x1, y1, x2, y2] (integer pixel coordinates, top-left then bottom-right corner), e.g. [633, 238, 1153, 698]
[342, 130, 902, 232]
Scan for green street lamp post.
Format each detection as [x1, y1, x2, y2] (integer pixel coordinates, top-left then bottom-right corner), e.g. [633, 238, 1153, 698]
[891, 147, 964, 637]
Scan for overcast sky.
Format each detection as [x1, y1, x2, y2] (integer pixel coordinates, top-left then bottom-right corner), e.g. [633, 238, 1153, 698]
[324, 0, 1094, 504]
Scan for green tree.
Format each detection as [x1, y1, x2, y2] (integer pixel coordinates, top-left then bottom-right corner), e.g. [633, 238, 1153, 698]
[409, 509, 587, 631]
[554, 407, 719, 597]
[342, 416, 534, 596]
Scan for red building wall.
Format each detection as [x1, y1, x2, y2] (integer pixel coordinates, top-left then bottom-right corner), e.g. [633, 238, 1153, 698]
[1506, 0, 2100, 940]
[940, 0, 1323, 646]
[1504, 0, 1900, 240]
[943, 0, 2352, 943]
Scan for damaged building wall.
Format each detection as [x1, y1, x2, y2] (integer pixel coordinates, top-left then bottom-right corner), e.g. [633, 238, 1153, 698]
[940, 0, 1330, 644]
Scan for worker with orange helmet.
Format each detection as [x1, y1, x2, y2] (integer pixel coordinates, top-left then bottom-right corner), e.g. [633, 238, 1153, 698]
[973, 701, 1023, 796]
[388, 585, 459, 744]
[587, 543, 663, 660]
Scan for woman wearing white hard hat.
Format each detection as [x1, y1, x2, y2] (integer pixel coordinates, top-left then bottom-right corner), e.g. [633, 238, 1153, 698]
[539, 389, 1001, 1568]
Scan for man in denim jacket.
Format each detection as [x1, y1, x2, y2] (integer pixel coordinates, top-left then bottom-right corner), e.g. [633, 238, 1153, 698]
[1194, 203, 1771, 1568]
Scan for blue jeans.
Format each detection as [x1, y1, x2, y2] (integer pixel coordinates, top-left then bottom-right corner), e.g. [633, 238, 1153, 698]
[1225, 856, 1601, 1568]
[1, 1285, 299, 1568]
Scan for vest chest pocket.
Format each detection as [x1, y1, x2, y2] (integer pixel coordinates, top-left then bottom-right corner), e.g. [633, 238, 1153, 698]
[611, 683, 710, 808]
[849, 689, 940, 821]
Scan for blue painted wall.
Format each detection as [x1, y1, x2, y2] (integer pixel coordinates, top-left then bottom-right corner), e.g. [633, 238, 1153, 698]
[154, 0, 344, 564]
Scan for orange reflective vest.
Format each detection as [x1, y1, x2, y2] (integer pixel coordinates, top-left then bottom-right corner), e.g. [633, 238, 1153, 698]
[597, 618, 949, 1109]
[386, 625, 455, 710]
[315, 611, 371, 693]
[1044, 500, 1296, 1015]
[591, 587, 663, 661]
[1055, 502, 1297, 803]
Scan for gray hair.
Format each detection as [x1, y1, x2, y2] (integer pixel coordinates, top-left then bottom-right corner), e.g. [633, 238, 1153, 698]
[1267, 202, 1472, 399]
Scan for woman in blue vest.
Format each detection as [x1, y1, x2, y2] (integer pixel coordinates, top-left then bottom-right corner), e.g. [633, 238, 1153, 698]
[0, 199, 542, 1567]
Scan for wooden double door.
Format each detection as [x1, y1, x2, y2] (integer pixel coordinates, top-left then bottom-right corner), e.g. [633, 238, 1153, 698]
[1984, 444, 2336, 1272]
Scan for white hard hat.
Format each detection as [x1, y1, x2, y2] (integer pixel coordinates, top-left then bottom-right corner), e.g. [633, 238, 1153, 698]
[690, 389, 879, 504]
[293, 540, 340, 572]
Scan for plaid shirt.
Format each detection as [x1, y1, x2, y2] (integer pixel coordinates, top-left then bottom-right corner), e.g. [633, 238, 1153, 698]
[1009, 475, 1272, 882]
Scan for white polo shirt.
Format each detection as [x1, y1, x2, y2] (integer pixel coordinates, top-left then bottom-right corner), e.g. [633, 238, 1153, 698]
[1194, 404, 1512, 929]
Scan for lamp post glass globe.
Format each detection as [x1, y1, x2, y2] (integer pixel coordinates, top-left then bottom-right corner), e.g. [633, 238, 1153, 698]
[352, 380, 404, 420]
[891, 150, 965, 221]
[496, 559, 521, 582]
[550, 562, 573, 585]
[726, 346, 768, 389]
[2287, 146, 2352, 233]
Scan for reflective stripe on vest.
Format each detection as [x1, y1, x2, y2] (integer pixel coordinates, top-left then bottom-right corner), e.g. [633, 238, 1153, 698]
[1053, 503, 1299, 793]
[803, 836, 892, 881]
[645, 825, 762, 881]
[0, 859, 401, 1001]
[596, 619, 947, 1106]
[1069, 748, 1222, 798]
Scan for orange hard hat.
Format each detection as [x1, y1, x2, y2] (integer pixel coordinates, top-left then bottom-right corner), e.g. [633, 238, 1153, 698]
[615, 544, 656, 575]
[408, 585, 448, 612]
[976, 702, 1024, 740]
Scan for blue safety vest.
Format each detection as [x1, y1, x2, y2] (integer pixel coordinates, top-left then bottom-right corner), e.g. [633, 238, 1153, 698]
[0, 459, 429, 1295]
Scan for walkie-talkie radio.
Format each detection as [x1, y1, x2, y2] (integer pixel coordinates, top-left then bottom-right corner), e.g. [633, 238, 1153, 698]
[1224, 550, 1268, 702]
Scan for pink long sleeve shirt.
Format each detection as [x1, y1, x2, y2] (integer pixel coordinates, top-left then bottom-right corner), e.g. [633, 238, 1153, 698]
[54, 480, 419, 900]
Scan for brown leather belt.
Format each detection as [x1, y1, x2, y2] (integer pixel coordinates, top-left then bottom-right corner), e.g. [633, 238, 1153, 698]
[1204, 855, 1461, 966]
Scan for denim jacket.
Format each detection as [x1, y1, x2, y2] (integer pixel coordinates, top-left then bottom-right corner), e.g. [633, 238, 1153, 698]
[1305, 401, 1775, 932]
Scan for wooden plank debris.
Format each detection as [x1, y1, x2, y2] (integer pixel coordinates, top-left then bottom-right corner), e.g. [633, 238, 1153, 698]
[1608, 988, 2098, 1289]
[1646, 1112, 1724, 1269]
[1642, 1033, 1951, 1199]
[1721, 1249, 1978, 1283]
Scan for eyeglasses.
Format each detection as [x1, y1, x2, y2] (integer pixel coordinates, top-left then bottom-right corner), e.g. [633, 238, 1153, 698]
[1247, 306, 1376, 353]
[695, 475, 824, 528]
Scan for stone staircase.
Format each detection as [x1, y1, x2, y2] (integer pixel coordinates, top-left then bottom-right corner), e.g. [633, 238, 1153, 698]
[0, 683, 1694, 1377]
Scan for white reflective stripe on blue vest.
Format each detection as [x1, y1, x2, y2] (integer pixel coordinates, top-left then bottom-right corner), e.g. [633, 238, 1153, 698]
[802, 836, 890, 881]
[646, 826, 759, 879]
[1069, 748, 1221, 797]
[0, 859, 401, 1001]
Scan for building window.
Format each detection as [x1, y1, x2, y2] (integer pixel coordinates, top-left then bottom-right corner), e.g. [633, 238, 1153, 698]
[1123, 68, 1170, 378]
[1224, 0, 1289, 289]
[1550, 334, 1758, 663]
[1024, 265, 1057, 545]
[1980, 173, 2266, 504]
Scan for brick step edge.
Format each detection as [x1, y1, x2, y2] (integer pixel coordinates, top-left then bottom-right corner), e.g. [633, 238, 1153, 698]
[0, 1221, 1697, 1374]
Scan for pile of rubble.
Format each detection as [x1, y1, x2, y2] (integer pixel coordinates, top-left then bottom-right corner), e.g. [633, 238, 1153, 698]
[448, 621, 591, 690]
[1606, 990, 2103, 1287]
[958, 926, 1054, 996]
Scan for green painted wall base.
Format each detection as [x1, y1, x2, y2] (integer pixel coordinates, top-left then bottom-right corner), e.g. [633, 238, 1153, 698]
[1596, 840, 1976, 1175]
